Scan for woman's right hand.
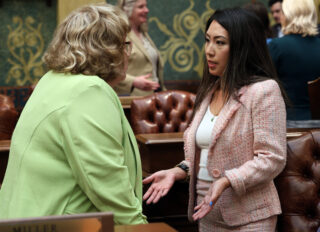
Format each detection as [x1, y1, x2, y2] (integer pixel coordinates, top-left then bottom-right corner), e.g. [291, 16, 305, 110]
[133, 74, 160, 91]
[143, 167, 187, 204]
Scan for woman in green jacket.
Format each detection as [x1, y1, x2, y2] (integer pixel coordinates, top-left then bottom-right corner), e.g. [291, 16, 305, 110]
[0, 3, 147, 225]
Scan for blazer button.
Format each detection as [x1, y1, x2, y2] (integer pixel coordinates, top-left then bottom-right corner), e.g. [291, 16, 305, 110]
[212, 169, 221, 178]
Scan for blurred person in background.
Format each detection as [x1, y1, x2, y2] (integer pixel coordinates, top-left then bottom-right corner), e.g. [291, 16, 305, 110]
[268, 0, 284, 38]
[114, 0, 166, 96]
[268, 0, 320, 120]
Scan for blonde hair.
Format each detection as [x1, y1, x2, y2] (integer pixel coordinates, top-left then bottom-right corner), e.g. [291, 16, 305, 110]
[118, 0, 136, 17]
[282, 0, 318, 36]
[42, 3, 130, 82]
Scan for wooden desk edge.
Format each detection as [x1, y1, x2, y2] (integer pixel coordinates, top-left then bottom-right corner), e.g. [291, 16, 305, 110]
[136, 130, 315, 145]
[119, 96, 143, 107]
[0, 140, 10, 152]
[0, 130, 317, 152]
[136, 133, 183, 144]
[115, 222, 178, 232]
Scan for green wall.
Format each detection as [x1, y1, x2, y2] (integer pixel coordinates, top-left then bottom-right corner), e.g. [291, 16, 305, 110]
[0, 0, 269, 87]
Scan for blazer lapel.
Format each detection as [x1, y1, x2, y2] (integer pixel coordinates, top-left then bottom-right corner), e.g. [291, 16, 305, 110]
[129, 31, 152, 64]
[145, 33, 163, 67]
[210, 85, 248, 148]
[185, 85, 248, 163]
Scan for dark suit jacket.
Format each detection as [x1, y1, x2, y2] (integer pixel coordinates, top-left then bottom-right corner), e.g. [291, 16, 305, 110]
[268, 34, 320, 120]
[271, 24, 282, 38]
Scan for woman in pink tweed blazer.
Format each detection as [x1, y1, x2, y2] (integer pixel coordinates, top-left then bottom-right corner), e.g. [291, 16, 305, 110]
[143, 8, 287, 231]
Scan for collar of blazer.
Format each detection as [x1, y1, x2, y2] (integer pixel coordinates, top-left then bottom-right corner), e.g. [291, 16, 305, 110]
[128, 30, 157, 64]
[184, 85, 249, 161]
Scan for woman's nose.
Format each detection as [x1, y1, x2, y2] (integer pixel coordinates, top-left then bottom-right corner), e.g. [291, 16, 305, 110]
[206, 44, 215, 56]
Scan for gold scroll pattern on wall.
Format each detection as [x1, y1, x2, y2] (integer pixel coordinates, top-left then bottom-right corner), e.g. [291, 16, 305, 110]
[150, 0, 214, 78]
[6, 16, 45, 86]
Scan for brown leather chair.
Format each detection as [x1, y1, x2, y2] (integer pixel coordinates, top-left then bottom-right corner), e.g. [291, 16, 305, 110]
[130, 90, 196, 134]
[0, 94, 18, 140]
[275, 130, 320, 232]
[308, 77, 320, 119]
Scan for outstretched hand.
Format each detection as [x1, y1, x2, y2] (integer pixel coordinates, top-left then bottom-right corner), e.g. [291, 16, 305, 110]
[142, 170, 176, 204]
[133, 74, 160, 91]
[143, 167, 187, 204]
[192, 177, 230, 221]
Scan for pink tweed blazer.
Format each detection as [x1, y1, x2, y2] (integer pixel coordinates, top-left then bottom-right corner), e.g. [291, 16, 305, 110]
[183, 79, 287, 226]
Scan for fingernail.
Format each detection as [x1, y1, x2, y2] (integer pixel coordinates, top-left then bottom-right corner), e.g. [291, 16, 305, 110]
[209, 201, 213, 207]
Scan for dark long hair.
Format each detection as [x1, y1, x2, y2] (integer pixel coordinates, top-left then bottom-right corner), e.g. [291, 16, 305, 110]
[243, 2, 274, 38]
[192, 7, 287, 117]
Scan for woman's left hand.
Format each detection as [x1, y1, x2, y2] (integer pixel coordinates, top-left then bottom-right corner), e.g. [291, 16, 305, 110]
[192, 177, 230, 221]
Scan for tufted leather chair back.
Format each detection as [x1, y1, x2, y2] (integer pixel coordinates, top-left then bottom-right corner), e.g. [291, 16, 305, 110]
[275, 130, 320, 232]
[130, 90, 196, 134]
[0, 94, 19, 140]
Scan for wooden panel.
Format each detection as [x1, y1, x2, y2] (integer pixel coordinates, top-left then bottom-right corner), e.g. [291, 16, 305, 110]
[0, 140, 10, 185]
[57, 0, 105, 24]
[136, 132, 183, 144]
[115, 223, 177, 232]
[164, 80, 200, 94]
[119, 96, 143, 125]
[136, 133, 184, 174]
[0, 212, 114, 232]
[119, 96, 143, 109]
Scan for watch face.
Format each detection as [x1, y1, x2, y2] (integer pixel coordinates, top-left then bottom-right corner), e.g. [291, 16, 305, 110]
[177, 163, 189, 172]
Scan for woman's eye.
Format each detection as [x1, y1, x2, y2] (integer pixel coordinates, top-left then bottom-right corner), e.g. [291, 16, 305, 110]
[216, 40, 225, 45]
[205, 38, 210, 43]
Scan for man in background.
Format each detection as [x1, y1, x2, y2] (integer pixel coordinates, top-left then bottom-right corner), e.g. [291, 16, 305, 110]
[269, 0, 284, 38]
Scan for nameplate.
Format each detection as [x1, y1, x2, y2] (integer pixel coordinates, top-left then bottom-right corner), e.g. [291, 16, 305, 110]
[0, 212, 114, 232]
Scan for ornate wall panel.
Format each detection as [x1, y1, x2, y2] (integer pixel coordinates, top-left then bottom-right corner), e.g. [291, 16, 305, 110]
[2, 0, 319, 87]
[0, 0, 57, 86]
[109, 0, 269, 80]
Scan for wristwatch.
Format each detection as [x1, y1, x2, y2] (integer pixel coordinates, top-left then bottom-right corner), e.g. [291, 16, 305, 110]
[175, 162, 189, 173]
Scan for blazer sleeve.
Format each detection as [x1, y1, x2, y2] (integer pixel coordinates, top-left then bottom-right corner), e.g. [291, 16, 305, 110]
[60, 84, 147, 225]
[225, 80, 287, 196]
[182, 126, 192, 168]
[113, 73, 135, 96]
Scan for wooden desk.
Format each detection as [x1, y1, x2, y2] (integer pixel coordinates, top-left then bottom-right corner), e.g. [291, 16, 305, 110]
[0, 140, 10, 152]
[115, 223, 177, 232]
[119, 96, 143, 124]
[136, 133, 197, 232]
[135, 133, 184, 175]
[119, 96, 143, 109]
[0, 140, 10, 184]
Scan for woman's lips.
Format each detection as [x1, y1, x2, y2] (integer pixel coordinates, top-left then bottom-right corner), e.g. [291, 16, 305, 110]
[208, 61, 217, 69]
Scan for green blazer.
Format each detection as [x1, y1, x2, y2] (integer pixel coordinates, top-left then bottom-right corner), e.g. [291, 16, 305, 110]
[114, 31, 165, 96]
[0, 71, 147, 225]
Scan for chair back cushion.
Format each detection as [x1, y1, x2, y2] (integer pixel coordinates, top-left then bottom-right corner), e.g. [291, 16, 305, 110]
[275, 130, 320, 231]
[131, 90, 196, 134]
